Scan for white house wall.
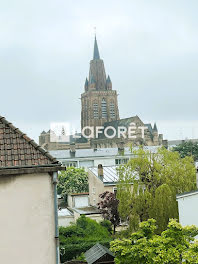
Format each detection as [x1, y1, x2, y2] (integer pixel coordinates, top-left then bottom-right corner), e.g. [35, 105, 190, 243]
[0, 173, 56, 264]
[94, 158, 115, 167]
[177, 194, 198, 227]
[74, 196, 89, 208]
[59, 215, 75, 227]
[79, 160, 94, 168]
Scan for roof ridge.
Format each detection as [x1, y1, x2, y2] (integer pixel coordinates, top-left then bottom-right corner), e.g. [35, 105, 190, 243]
[0, 116, 58, 164]
[98, 243, 114, 256]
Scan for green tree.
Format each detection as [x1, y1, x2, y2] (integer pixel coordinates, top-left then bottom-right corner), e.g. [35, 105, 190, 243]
[117, 147, 196, 233]
[173, 141, 198, 161]
[59, 215, 112, 262]
[57, 167, 88, 201]
[98, 191, 120, 234]
[100, 220, 113, 233]
[111, 218, 198, 264]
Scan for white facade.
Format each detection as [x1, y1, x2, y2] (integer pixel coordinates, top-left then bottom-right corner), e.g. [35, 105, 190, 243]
[177, 190, 198, 227]
[58, 209, 75, 227]
[50, 146, 160, 169]
[0, 173, 56, 264]
[67, 194, 89, 208]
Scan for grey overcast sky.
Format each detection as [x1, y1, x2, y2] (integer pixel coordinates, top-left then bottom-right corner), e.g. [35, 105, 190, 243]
[1, 0, 198, 142]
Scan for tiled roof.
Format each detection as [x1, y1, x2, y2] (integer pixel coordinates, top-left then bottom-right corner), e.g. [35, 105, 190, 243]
[0, 116, 58, 168]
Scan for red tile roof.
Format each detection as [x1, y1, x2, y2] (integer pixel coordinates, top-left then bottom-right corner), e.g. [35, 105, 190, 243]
[0, 116, 58, 168]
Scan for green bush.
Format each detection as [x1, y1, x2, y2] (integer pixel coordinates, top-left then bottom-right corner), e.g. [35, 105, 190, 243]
[100, 220, 113, 234]
[59, 216, 112, 262]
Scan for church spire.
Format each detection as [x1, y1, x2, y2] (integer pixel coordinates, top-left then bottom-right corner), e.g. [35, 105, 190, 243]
[93, 36, 100, 60]
[153, 123, 158, 132]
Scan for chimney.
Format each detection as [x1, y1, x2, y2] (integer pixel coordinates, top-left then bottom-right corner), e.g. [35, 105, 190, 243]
[98, 164, 104, 182]
[70, 143, 76, 157]
[117, 141, 125, 155]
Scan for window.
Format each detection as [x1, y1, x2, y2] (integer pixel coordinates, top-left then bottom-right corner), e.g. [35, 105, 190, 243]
[62, 161, 77, 167]
[93, 101, 98, 119]
[115, 158, 129, 165]
[92, 187, 96, 194]
[110, 102, 115, 118]
[101, 98, 107, 118]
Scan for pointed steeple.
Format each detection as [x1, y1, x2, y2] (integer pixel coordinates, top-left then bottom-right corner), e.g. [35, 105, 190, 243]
[106, 75, 112, 90]
[88, 36, 106, 90]
[85, 77, 88, 85]
[93, 36, 100, 60]
[153, 123, 158, 132]
[106, 75, 111, 83]
[84, 78, 88, 91]
[89, 75, 96, 89]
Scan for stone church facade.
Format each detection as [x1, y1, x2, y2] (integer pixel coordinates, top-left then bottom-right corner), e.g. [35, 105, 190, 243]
[39, 37, 166, 151]
[81, 37, 120, 129]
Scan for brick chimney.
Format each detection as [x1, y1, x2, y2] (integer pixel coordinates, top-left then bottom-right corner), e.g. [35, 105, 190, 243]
[117, 141, 125, 155]
[98, 164, 104, 182]
[70, 143, 76, 157]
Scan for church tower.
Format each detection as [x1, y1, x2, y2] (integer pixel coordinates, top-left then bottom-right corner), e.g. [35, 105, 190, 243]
[81, 37, 120, 130]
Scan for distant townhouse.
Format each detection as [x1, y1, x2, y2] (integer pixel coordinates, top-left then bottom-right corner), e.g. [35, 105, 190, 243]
[88, 165, 118, 206]
[50, 145, 160, 169]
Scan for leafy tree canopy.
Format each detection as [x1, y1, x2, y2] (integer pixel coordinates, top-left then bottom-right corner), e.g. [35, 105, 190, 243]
[98, 191, 120, 234]
[111, 218, 198, 264]
[117, 147, 196, 233]
[173, 141, 198, 161]
[57, 167, 88, 200]
[59, 215, 112, 262]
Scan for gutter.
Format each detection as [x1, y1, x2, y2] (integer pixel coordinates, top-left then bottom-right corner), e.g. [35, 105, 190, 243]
[53, 172, 60, 264]
[0, 164, 65, 176]
[0, 163, 62, 170]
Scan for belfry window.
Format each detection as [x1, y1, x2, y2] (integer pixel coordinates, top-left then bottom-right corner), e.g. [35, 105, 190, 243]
[93, 101, 98, 119]
[101, 98, 107, 118]
[110, 102, 115, 118]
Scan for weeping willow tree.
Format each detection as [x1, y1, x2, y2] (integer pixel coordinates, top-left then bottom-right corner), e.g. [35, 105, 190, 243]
[117, 147, 196, 233]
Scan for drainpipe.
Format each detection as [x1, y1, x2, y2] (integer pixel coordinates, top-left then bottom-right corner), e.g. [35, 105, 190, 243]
[53, 171, 60, 264]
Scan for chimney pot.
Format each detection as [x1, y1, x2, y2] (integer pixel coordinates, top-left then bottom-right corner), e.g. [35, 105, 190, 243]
[98, 164, 104, 181]
[70, 143, 76, 157]
[118, 141, 125, 155]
